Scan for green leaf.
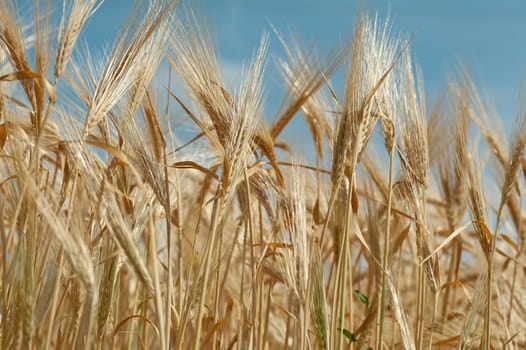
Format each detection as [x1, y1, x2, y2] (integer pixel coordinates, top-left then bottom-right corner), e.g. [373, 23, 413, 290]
[355, 289, 369, 306]
[338, 328, 356, 342]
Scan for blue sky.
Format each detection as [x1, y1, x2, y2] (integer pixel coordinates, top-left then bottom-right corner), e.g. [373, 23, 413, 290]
[22, 0, 526, 155]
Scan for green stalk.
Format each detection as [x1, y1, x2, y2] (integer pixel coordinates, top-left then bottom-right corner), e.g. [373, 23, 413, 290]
[332, 126, 362, 350]
[483, 203, 504, 349]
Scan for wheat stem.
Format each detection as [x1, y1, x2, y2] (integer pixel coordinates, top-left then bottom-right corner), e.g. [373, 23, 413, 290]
[377, 146, 394, 349]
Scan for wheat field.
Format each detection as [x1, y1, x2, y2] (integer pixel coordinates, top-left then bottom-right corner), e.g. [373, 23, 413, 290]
[1, 1, 525, 349]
